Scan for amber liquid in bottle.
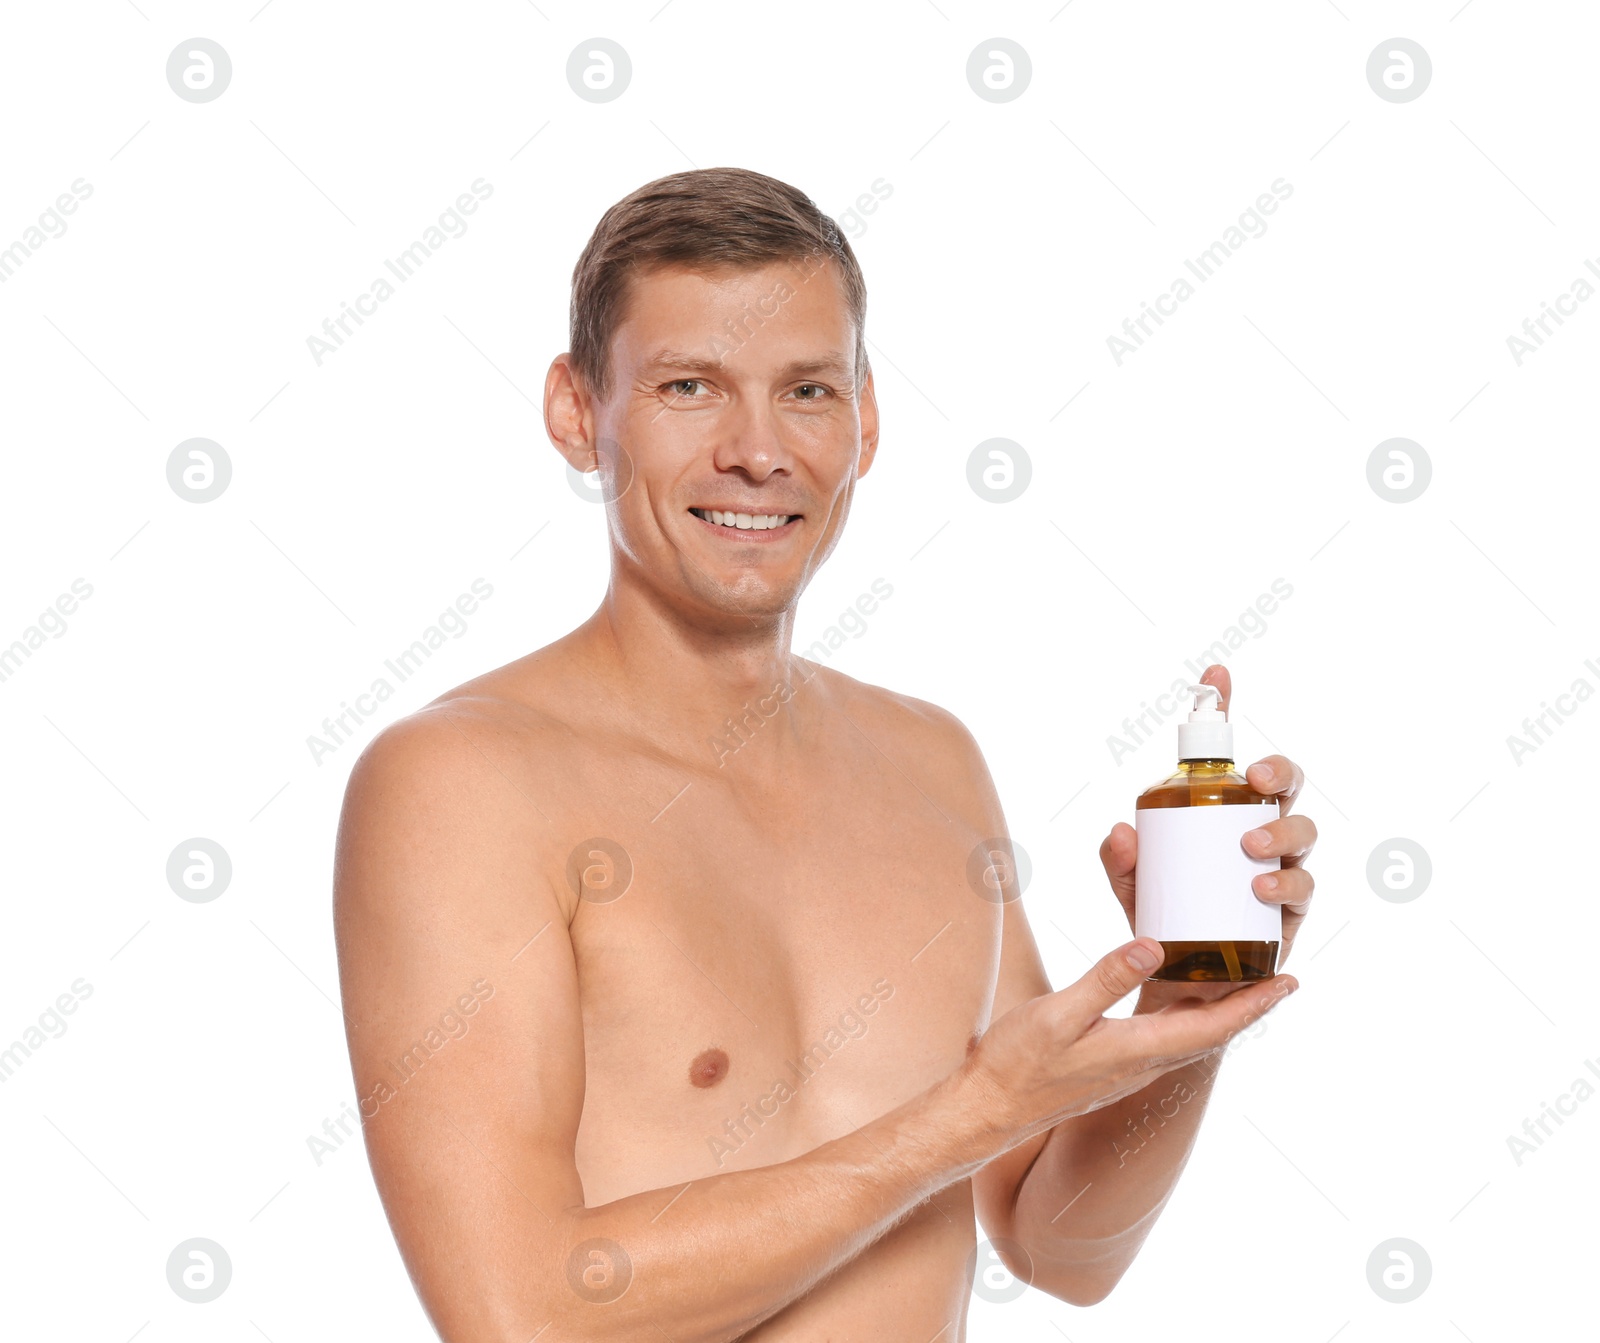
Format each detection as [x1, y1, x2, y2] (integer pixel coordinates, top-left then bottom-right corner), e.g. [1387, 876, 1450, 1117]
[1136, 758, 1280, 982]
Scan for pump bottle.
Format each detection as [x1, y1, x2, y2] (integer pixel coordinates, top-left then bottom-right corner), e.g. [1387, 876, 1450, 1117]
[1133, 684, 1282, 982]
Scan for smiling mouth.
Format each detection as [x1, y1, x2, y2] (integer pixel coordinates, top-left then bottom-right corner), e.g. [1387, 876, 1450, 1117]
[688, 507, 799, 532]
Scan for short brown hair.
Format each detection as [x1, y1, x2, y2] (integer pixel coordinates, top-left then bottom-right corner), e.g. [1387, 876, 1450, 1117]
[568, 167, 868, 403]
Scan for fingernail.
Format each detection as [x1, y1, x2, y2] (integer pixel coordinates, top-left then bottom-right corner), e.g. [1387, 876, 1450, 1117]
[1126, 940, 1162, 973]
[1258, 873, 1278, 893]
[1247, 828, 1272, 851]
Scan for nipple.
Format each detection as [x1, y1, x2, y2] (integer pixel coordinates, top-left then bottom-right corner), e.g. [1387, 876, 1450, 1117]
[688, 1047, 730, 1089]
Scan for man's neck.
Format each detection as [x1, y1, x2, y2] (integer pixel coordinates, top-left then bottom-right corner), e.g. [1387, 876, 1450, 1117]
[568, 577, 813, 760]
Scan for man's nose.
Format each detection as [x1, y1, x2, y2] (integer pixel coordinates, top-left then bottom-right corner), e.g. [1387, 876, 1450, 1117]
[711, 400, 792, 481]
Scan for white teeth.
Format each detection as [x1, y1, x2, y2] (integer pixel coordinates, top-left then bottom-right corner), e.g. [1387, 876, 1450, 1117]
[693, 508, 792, 530]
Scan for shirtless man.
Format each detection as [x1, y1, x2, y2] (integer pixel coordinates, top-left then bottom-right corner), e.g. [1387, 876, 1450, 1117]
[332, 168, 1316, 1342]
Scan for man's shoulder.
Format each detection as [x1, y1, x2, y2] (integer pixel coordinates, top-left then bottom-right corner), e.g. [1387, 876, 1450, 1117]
[344, 652, 573, 818]
[339, 696, 539, 832]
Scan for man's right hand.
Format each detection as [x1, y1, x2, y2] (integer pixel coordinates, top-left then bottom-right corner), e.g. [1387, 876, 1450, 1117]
[959, 937, 1296, 1150]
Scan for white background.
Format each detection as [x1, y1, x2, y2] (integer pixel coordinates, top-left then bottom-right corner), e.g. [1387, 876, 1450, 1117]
[2, 2, 1594, 1339]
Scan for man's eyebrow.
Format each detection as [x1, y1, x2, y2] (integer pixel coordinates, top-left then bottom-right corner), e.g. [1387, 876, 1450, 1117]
[640, 350, 724, 375]
[640, 349, 855, 381]
[776, 353, 854, 382]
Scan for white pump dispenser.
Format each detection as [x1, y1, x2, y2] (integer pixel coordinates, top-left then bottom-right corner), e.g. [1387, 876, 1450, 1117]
[1177, 683, 1233, 762]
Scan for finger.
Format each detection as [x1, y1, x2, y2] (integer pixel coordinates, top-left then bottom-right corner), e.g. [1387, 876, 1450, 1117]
[1241, 813, 1318, 866]
[1244, 754, 1305, 814]
[1127, 974, 1297, 1061]
[1253, 864, 1314, 914]
[1063, 938, 1167, 1029]
[1198, 663, 1232, 717]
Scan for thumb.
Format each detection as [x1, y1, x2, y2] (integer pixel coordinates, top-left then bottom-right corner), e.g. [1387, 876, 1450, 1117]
[1099, 821, 1137, 913]
[1063, 937, 1162, 1026]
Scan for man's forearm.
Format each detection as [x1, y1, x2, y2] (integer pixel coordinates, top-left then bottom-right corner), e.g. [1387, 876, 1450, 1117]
[1006, 1045, 1227, 1304]
[535, 1064, 1008, 1343]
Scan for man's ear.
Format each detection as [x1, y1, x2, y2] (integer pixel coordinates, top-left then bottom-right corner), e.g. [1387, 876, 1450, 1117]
[544, 353, 599, 473]
[855, 365, 881, 479]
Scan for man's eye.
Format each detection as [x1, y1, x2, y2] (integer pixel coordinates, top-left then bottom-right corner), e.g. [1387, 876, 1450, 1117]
[666, 379, 706, 398]
[792, 383, 830, 401]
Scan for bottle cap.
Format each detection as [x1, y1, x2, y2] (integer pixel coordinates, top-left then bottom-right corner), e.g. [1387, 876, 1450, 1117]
[1177, 683, 1233, 761]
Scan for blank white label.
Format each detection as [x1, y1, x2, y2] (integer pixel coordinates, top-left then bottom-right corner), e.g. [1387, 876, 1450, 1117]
[1134, 802, 1283, 941]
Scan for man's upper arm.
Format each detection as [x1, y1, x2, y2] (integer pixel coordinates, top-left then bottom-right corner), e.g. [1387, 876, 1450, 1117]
[923, 703, 1058, 1240]
[915, 699, 1055, 1019]
[332, 703, 583, 1340]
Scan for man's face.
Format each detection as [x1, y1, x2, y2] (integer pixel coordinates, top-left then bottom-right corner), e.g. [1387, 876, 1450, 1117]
[581, 258, 878, 624]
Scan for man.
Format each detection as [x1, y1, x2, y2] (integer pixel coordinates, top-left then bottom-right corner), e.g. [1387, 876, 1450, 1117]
[332, 167, 1316, 1341]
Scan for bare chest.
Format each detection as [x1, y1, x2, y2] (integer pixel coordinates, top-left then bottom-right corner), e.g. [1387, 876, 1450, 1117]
[560, 748, 1001, 1204]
